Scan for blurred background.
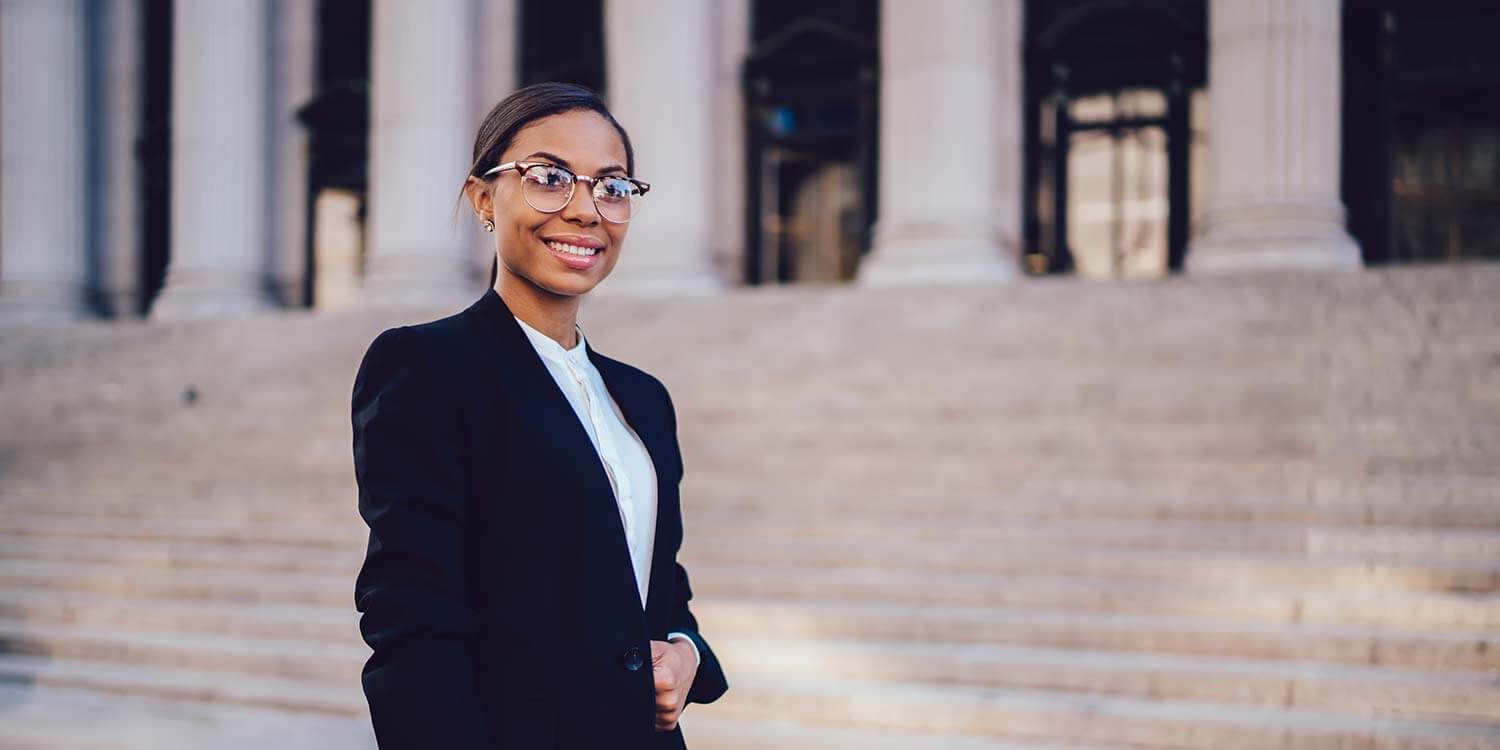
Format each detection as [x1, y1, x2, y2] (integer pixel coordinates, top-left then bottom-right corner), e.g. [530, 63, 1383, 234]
[1, 0, 1498, 747]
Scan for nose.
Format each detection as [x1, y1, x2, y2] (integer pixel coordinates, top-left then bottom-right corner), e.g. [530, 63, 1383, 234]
[559, 178, 600, 226]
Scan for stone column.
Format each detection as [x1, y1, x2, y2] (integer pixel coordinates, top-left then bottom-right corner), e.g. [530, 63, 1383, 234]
[0, 0, 91, 322]
[1187, 0, 1360, 272]
[601, 0, 723, 294]
[713, 0, 750, 284]
[152, 0, 275, 319]
[362, 0, 477, 307]
[859, 0, 1019, 286]
[95, 0, 145, 318]
[471, 0, 519, 281]
[267, 0, 316, 308]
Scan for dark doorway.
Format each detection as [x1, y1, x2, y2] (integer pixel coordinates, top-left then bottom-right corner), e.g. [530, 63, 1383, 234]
[1023, 0, 1205, 278]
[742, 2, 878, 285]
[295, 0, 371, 308]
[1344, 0, 1500, 264]
[138, 0, 172, 315]
[519, 0, 605, 93]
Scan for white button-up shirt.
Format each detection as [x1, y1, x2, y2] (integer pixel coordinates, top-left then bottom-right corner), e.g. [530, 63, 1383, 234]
[514, 315, 699, 665]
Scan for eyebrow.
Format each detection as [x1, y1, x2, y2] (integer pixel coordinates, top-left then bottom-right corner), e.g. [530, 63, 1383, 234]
[522, 151, 627, 176]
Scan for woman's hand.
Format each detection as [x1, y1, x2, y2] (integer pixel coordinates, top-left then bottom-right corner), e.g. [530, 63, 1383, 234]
[650, 638, 698, 731]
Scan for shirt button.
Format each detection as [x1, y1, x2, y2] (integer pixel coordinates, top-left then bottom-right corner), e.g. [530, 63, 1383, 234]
[621, 646, 645, 672]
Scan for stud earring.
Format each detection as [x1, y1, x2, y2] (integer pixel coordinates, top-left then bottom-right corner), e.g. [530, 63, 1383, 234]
[482, 218, 495, 233]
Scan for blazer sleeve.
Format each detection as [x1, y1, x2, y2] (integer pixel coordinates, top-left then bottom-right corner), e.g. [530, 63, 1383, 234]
[352, 327, 497, 749]
[660, 385, 729, 706]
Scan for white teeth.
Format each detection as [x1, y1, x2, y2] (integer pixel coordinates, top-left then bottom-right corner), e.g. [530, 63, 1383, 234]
[547, 241, 599, 257]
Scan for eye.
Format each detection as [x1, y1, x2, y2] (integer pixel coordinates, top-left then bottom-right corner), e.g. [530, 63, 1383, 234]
[523, 165, 573, 191]
[595, 177, 638, 203]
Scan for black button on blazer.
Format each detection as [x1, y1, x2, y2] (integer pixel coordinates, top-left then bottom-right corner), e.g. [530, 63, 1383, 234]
[352, 287, 728, 749]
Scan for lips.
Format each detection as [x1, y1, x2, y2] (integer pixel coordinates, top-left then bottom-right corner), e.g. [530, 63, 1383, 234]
[543, 237, 605, 270]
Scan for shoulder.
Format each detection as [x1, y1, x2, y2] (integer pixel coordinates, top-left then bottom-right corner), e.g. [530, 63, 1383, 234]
[359, 308, 478, 376]
[353, 307, 483, 405]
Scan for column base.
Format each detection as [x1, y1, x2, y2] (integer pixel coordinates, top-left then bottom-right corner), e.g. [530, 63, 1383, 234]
[595, 263, 724, 297]
[358, 254, 481, 309]
[150, 270, 274, 320]
[1187, 199, 1363, 274]
[0, 281, 92, 325]
[858, 222, 1017, 286]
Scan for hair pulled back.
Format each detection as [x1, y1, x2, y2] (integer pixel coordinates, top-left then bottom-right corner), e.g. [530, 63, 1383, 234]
[467, 82, 634, 286]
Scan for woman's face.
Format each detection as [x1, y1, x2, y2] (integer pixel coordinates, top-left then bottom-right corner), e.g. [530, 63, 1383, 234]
[469, 110, 632, 298]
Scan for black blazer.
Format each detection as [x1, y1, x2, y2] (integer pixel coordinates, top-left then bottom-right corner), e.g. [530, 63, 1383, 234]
[351, 287, 728, 749]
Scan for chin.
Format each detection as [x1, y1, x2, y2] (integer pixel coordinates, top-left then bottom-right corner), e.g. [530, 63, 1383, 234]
[535, 269, 607, 298]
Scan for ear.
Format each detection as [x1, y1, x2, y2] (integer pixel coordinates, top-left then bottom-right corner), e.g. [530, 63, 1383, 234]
[463, 175, 494, 223]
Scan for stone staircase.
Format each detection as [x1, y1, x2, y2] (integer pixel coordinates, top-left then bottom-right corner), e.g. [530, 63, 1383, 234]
[0, 264, 1497, 748]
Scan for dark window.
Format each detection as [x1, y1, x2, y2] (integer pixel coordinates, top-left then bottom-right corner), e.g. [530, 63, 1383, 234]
[1344, 0, 1500, 264]
[743, 1, 879, 285]
[519, 0, 605, 93]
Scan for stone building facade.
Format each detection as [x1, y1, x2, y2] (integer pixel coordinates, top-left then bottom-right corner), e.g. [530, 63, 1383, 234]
[1, 0, 1495, 322]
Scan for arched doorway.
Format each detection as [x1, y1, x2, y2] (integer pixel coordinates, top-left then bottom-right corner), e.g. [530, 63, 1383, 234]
[1023, 0, 1206, 278]
[742, 3, 878, 285]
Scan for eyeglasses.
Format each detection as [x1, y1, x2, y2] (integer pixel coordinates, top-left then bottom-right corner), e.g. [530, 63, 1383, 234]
[481, 161, 650, 224]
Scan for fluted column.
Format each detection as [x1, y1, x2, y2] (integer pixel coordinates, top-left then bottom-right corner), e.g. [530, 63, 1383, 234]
[471, 0, 519, 279]
[859, 0, 1019, 286]
[96, 0, 145, 318]
[1187, 0, 1360, 272]
[601, 0, 723, 294]
[268, 0, 316, 307]
[361, 0, 477, 307]
[152, 0, 275, 319]
[713, 0, 750, 283]
[0, 0, 91, 322]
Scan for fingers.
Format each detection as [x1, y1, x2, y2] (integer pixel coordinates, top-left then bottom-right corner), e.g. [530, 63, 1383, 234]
[649, 640, 668, 665]
[654, 704, 681, 732]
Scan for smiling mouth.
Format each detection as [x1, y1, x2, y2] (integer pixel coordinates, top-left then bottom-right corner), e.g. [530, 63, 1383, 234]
[545, 240, 602, 257]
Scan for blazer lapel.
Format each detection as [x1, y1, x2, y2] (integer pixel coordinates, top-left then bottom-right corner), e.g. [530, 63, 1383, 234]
[462, 288, 647, 615]
[587, 346, 683, 636]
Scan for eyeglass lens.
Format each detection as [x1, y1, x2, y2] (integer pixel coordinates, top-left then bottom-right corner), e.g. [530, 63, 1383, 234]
[520, 164, 641, 222]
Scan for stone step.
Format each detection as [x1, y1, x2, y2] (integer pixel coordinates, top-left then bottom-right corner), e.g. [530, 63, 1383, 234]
[0, 657, 1176, 750]
[2, 625, 1495, 748]
[3, 555, 1496, 631]
[0, 559, 349, 607]
[713, 673, 1500, 750]
[14, 483, 1500, 530]
[683, 562, 1500, 630]
[680, 713, 1139, 750]
[0, 512, 364, 548]
[0, 589, 355, 643]
[4, 584, 1496, 678]
[0, 618, 364, 685]
[0, 678, 373, 750]
[697, 598, 1500, 671]
[680, 536, 1500, 594]
[682, 515, 1500, 566]
[0, 653, 363, 716]
[4, 530, 1493, 596]
[5, 508, 1498, 567]
[0, 534, 363, 575]
[713, 636, 1500, 724]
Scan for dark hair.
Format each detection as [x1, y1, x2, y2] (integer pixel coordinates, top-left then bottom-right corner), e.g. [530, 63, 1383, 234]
[466, 82, 635, 286]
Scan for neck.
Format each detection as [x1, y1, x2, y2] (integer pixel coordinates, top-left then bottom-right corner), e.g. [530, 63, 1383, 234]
[496, 271, 582, 349]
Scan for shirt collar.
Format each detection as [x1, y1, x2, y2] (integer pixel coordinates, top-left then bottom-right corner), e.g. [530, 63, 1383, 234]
[513, 314, 590, 368]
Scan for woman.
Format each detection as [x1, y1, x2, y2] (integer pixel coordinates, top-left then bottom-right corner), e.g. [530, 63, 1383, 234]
[351, 82, 727, 749]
